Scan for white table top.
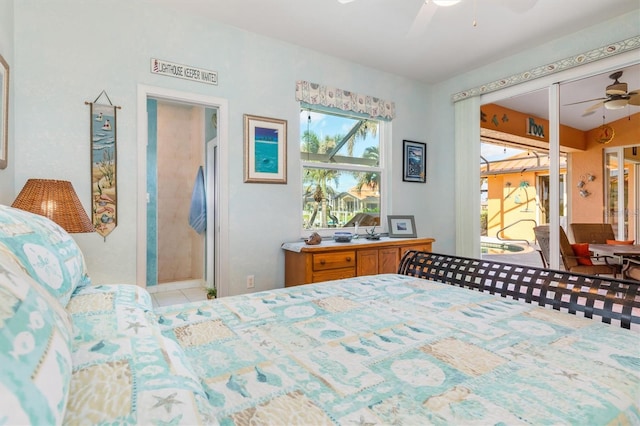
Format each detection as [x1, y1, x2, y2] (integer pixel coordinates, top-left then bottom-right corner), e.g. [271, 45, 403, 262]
[588, 243, 640, 257]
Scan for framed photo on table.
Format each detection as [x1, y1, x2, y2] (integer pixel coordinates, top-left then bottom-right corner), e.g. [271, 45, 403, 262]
[0, 54, 9, 169]
[387, 215, 417, 238]
[244, 114, 287, 184]
[402, 140, 426, 183]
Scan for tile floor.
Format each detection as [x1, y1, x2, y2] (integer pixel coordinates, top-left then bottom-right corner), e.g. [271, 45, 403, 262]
[150, 287, 208, 308]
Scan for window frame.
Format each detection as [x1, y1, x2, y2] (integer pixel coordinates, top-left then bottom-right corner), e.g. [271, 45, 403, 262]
[299, 107, 391, 238]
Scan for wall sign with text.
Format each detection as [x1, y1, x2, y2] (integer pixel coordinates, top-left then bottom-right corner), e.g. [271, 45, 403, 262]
[151, 58, 218, 86]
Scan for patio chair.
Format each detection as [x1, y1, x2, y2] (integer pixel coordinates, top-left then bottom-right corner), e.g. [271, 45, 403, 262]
[533, 225, 620, 277]
[570, 223, 615, 244]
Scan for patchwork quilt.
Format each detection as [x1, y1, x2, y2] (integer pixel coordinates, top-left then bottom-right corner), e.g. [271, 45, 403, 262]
[157, 274, 640, 425]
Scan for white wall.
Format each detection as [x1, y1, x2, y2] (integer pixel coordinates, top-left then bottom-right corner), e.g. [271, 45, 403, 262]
[12, 1, 436, 294]
[0, 0, 14, 204]
[10, 2, 638, 294]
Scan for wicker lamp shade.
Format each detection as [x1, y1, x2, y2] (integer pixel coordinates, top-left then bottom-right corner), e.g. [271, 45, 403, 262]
[12, 179, 95, 233]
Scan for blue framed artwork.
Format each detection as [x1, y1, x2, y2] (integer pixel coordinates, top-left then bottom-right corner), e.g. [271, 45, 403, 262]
[244, 114, 287, 184]
[403, 140, 426, 183]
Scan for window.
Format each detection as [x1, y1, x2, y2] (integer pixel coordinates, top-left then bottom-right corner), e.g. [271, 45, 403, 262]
[300, 108, 385, 232]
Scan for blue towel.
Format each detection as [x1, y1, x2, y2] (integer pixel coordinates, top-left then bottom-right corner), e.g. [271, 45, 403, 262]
[189, 166, 207, 234]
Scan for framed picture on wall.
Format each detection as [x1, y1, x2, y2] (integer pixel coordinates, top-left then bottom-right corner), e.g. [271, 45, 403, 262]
[0, 54, 9, 170]
[244, 114, 287, 184]
[402, 140, 426, 183]
[387, 215, 417, 238]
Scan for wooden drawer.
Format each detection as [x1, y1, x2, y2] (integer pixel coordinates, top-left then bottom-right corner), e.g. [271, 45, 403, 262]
[283, 237, 434, 287]
[313, 251, 355, 271]
[312, 268, 356, 283]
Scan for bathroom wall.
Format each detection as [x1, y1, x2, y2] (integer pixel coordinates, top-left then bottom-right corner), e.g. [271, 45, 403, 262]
[156, 101, 205, 284]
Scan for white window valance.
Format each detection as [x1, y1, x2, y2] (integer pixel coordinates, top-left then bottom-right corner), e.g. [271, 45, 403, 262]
[296, 80, 396, 120]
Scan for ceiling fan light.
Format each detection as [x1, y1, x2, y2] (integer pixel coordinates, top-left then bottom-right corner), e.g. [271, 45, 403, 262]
[605, 98, 627, 110]
[432, 0, 462, 6]
[606, 82, 627, 95]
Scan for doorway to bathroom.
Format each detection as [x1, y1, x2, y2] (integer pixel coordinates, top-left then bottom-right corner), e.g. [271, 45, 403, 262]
[137, 85, 229, 295]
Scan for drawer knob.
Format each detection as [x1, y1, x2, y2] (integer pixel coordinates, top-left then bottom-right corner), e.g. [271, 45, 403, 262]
[320, 259, 326, 265]
[346, 256, 352, 262]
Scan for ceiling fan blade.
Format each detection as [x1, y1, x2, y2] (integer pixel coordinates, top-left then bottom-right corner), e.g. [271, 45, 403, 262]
[563, 97, 607, 107]
[628, 91, 640, 106]
[582, 101, 605, 115]
[407, 1, 437, 38]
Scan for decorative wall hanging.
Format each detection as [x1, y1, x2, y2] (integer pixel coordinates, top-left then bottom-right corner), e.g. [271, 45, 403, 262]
[0, 54, 9, 169]
[402, 140, 426, 183]
[577, 173, 595, 197]
[595, 124, 615, 144]
[243, 114, 287, 184]
[85, 90, 121, 239]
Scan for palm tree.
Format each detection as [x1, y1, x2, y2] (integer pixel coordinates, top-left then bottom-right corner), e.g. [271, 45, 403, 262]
[354, 146, 380, 194]
[301, 118, 380, 228]
[301, 130, 320, 154]
[344, 120, 378, 157]
[303, 130, 340, 228]
[304, 169, 340, 228]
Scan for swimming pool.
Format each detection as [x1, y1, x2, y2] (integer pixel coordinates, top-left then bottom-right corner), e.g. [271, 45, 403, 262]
[481, 241, 526, 255]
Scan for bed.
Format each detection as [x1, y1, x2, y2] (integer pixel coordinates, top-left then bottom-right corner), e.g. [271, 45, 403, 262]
[155, 252, 640, 425]
[1, 201, 638, 425]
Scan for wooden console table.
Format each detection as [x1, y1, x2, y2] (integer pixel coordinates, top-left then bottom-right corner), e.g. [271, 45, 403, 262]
[282, 237, 434, 287]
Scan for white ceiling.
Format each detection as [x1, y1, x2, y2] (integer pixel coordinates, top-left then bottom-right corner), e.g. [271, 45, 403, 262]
[150, 0, 640, 131]
[150, 0, 639, 84]
[496, 63, 640, 131]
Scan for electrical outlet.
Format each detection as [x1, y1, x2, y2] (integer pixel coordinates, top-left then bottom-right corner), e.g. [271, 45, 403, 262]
[246, 275, 255, 289]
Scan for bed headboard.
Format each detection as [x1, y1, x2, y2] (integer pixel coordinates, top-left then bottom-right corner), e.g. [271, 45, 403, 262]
[398, 251, 640, 330]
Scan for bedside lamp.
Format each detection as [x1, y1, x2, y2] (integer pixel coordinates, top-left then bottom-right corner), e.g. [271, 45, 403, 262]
[12, 179, 95, 233]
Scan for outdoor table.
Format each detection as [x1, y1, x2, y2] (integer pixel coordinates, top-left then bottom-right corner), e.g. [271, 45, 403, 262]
[589, 244, 640, 277]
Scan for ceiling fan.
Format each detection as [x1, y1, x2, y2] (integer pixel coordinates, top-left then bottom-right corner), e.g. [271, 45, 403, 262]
[567, 71, 640, 116]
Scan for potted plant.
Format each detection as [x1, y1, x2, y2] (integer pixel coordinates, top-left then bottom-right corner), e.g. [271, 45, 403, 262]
[206, 287, 217, 300]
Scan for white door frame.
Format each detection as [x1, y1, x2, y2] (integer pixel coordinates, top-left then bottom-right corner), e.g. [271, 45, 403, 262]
[136, 84, 229, 296]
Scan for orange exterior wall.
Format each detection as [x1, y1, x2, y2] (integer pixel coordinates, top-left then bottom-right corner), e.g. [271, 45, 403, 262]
[486, 171, 539, 243]
[481, 104, 586, 150]
[571, 112, 640, 224]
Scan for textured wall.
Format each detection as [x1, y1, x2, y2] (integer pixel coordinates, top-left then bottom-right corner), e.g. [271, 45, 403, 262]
[12, 0, 432, 294]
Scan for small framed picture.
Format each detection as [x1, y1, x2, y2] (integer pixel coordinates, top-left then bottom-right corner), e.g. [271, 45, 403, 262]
[244, 114, 287, 184]
[403, 140, 426, 183]
[387, 215, 417, 238]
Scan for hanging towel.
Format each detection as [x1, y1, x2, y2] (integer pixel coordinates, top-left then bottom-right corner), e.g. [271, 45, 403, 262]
[189, 166, 207, 234]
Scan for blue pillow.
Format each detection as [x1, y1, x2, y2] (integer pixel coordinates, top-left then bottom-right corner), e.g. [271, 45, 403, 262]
[0, 205, 91, 307]
[0, 252, 74, 425]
